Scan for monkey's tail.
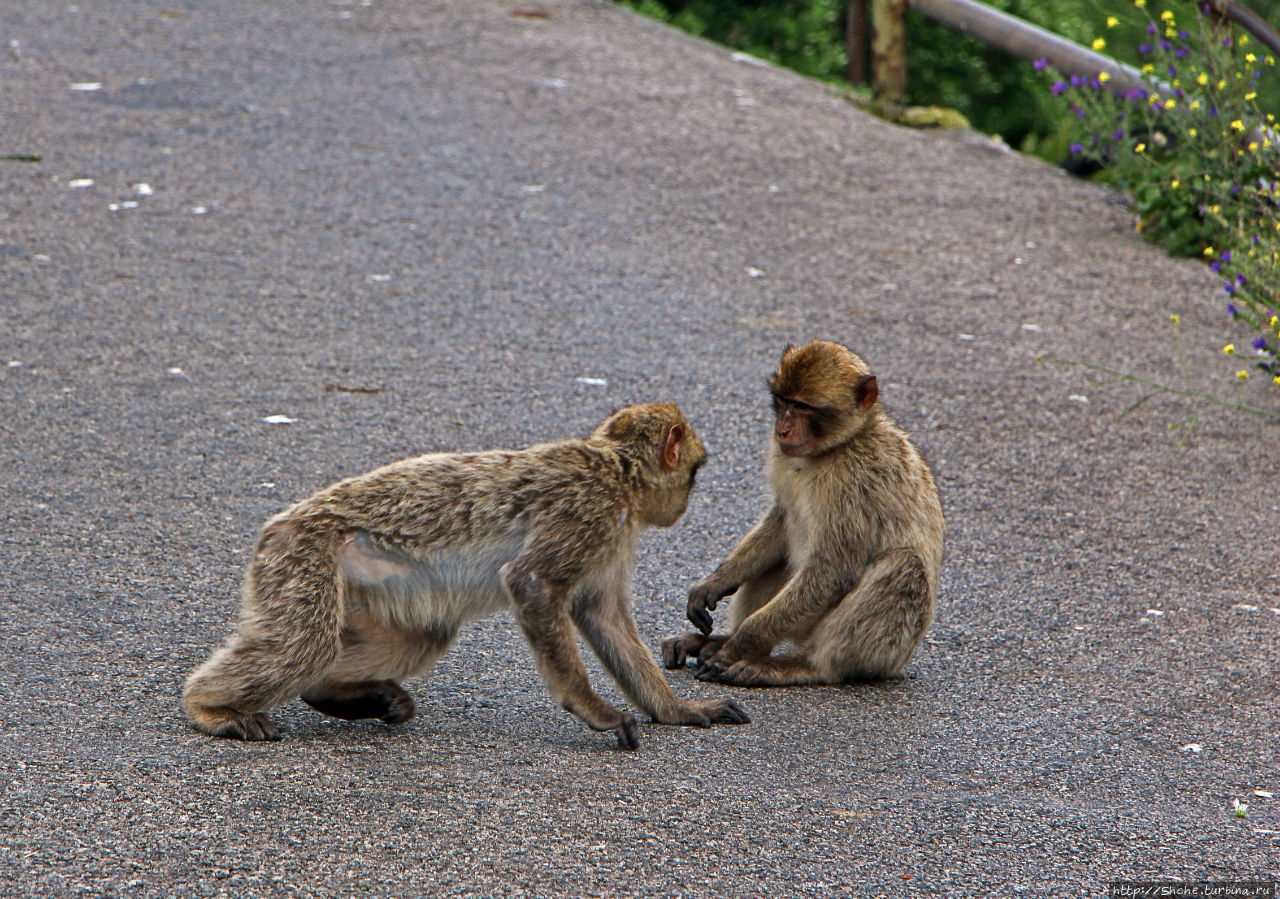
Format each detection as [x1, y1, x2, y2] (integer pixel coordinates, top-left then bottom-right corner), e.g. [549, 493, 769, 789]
[185, 517, 348, 715]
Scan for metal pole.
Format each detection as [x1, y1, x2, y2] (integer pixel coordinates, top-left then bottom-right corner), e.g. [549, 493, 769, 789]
[909, 0, 1152, 95]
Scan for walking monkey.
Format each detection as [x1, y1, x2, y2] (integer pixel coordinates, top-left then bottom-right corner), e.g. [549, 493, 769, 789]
[184, 402, 748, 748]
[662, 341, 944, 686]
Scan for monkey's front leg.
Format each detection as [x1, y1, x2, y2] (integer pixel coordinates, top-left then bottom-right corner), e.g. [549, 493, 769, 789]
[574, 591, 749, 727]
[696, 570, 834, 685]
[502, 564, 640, 749]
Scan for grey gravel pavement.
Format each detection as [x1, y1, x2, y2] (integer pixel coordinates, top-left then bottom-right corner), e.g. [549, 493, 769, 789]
[2, 1, 1278, 896]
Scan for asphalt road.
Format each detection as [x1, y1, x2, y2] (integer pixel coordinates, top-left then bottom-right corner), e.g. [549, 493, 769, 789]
[2, 1, 1277, 896]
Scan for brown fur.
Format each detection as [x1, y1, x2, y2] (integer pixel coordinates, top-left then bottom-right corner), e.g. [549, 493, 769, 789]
[184, 403, 748, 747]
[662, 341, 944, 686]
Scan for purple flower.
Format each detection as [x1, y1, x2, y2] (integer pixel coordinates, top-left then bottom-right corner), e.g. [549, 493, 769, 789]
[1070, 74, 1083, 87]
[1175, 46, 1189, 58]
[1223, 36, 1232, 47]
[1254, 337, 1268, 351]
[1178, 29, 1188, 40]
[1033, 58, 1049, 71]
[1069, 142, 1084, 154]
[1148, 23, 1158, 34]
[1168, 65, 1178, 78]
[1222, 251, 1233, 263]
[1231, 184, 1241, 195]
[1139, 42, 1152, 54]
[1252, 235, 1260, 245]
[1113, 129, 1125, 140]
[1211, 261, 1223, 272]
[1209, 107, 1219, 117]
[1159, 38, 1171, 51]
[1051, 81, 1068, 95]
[1237, 273, 1247, 286]
[1226, 285, 1237, 295]
[1090, 77, 1102, 89]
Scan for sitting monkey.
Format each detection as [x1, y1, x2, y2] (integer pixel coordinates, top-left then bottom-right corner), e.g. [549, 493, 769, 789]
[663, 341, 944, 685]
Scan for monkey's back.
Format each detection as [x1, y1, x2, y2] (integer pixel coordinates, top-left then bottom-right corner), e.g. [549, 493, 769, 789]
[302, 442, 624, 539]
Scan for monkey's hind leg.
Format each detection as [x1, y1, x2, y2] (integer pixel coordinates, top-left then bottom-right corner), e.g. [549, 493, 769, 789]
[183, 521, 346, 741]
[807, 548, 934, 682]
[300, 609, 457, 727]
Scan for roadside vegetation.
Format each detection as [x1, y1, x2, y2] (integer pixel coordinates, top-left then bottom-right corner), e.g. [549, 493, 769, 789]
[618, 0, 1280, 399]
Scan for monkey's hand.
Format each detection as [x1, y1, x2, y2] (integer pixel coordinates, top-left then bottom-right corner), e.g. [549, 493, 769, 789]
[686, 578, 735, 635]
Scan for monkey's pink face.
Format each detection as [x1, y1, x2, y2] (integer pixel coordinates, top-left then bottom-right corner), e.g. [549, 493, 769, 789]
[772, 395, 822, 457]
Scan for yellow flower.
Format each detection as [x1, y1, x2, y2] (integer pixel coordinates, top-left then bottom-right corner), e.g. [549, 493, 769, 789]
[1217, 79, 1227, 90]
[1249, 141, 1260, 152]
[1274, 376, 1280, 386]
[1170, 178, 1180, 188]
[1271, 315, 1278, 329]
[1204, 246, 1215, 257]
[1223, 344, 1236, 355]
[1196, 72, 1209, 86]
[1246, 53, 1257, 63]
[1231, 119, 1245, 132]
[1092, 38, 1106, 51]
[1189, 100, 1201, 111]
[1142, 64, 1155, 74]
[1240, 34, 1249, 45]
[1246, 92, 1257, 101]
[1188, 127, 1198, 137]
[1164, 98, 1176, 110]
[1169, 314, 1180, 324]
[1160, 10, 1174, 20]
[1135, 143, 1146, 153]
[1236, 370, 1250, 381]
[1165, 27, 1177, 39]
[1134, 0, 1145, 7]
[1107, 16, 1119, 27]
[1099, 71, 1111, 84]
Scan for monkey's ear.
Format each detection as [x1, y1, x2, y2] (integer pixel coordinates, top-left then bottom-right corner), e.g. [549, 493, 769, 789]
[855, 373, 878, 409]
[661, 424, 684, 470]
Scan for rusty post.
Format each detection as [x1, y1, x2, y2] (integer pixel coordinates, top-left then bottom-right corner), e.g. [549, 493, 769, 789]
[871, 0, 907, 118]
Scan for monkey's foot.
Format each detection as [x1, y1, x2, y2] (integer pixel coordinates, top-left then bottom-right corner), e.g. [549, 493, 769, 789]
[189, 705, 282, 741]
[660, 632, 728, 669]
[696, 655, 822, 687]
[301, 679, 415, 725]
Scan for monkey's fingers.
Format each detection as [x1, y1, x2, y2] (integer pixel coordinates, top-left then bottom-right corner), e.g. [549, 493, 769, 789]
[612, 713, 640, 750]
[687, 603, 714, 636]
[661, 632, 709, 668]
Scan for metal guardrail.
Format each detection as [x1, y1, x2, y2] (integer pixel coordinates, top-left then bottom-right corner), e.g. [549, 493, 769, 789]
[849, 0, 1280, 114]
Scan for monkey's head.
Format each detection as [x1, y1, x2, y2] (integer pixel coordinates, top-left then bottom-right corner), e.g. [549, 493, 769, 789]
[592, 402, 706, 527]
[769, 340, 879, 457]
